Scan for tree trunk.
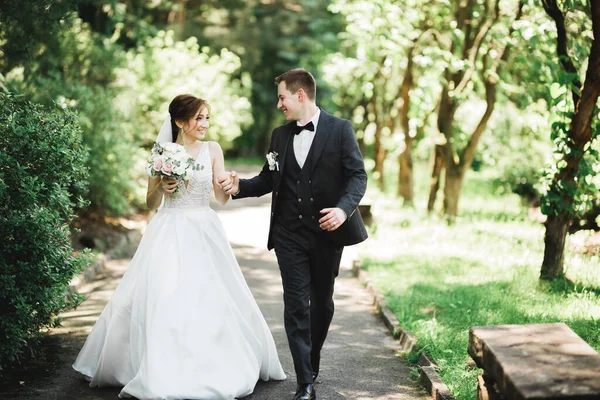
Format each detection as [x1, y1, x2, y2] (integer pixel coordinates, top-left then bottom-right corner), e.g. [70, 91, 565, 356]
[442, 162, 464, 223]
[178, 0, 187, 25]
[168, 0, 187, 24]
[427, 144, 445, 213]
[373, 123, 386, 189]
[371, 89, 389, 190]
[370, 59, 392, 191]
[398, 136, 415, 206]
[356, 97, 369, 157]
[429, 84, 456, 212]
[429, 0, 508, 217]
[540, 213, 570, 279]
[540, 0, 600, 280]
[396, 43, 416, 205]
[167, 0, 188, 40]
[442, 72, 498, 219]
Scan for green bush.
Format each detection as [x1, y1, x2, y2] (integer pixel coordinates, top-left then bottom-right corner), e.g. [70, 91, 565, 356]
[61, 84, 142, 216]
[6, 16, 141, 216]
[0, 94, 91, 369]
[115, 30, 253, 149]
[7, 20, 250, 215]
[481, 104, 552, 206]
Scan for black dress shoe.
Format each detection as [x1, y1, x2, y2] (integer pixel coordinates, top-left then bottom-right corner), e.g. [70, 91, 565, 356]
[293, 383, 316, 400]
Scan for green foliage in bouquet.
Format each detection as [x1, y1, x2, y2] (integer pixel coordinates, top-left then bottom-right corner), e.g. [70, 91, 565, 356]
[0, 94, 92, 369]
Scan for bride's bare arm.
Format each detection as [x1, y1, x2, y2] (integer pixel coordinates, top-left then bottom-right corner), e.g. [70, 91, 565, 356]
[147, 176, 178, 210]
[146, 177, 164, 210]
[210, 141, 230, 206]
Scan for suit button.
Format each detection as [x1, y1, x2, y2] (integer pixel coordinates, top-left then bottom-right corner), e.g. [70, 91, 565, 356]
[275, 192, 278, 196]
[311, 216, 315, 219]
[298, 198, 302, 202]
[297, 180, 301, 184]
[271, 212, 274, 217]
[310, 198, 313, 202]
[299, 215, 303, 219]
[308, 180, 312, 184]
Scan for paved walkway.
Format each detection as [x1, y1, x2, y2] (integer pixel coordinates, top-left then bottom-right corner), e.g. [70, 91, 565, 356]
[2, 172, 428, 400]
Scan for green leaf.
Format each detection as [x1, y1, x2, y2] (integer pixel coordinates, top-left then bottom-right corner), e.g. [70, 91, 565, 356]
[550, 82, 567, 99]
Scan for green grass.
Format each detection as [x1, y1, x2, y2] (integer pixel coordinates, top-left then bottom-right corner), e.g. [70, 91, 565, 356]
[360, 165, 600, 400]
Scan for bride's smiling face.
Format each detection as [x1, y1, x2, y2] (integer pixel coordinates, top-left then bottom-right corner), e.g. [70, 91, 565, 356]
[179, 106, 210, 141]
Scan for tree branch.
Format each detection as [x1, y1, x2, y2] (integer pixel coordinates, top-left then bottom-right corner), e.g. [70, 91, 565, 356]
[460, 0, 525, 169]
[416, 98, 439, 139]
[571, 1, 600, 144]
[397, 45, 415, 136]
[490, 0, 524, 74]
[454, 0, 501, 94]
[460, 56, 496, 169]
[458, 0, 478, 60]
[542, 0, 582, 106]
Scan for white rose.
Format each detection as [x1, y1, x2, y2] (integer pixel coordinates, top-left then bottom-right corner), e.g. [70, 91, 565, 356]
[173, 165, 186, 176]
[162, 143, 178, 153]
[176, 152, 190, 163]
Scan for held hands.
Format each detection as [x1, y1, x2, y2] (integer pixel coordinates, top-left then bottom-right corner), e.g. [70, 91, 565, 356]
[319, 207, 347, 231]
[217, 171, 240, 196]
[161, 177, 179, 194]
[214, 171, 344, 229]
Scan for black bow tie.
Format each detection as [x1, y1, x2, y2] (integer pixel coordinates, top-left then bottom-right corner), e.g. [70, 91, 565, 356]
[292, 121, 315, 135]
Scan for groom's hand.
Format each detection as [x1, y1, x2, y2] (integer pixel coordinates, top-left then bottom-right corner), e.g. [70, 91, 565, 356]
[319, 207, 347, 231]
[218, 171, 240, 196]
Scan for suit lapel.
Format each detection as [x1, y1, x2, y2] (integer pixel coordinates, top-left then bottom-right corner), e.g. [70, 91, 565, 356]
[309, 110, 332, 174]
[276, 123, 296, 183]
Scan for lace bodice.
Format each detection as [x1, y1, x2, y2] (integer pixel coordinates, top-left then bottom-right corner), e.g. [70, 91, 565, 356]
[164, 143, 212, 209]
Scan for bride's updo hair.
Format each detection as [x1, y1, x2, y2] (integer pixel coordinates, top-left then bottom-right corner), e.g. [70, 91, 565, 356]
[168, 94, 210, 142]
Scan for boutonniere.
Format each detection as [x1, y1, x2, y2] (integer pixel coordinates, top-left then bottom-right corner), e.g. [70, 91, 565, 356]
[266, 151, 279, 171]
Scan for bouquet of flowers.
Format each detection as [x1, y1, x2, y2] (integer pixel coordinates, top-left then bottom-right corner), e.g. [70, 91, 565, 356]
[146, 142, 199, 192]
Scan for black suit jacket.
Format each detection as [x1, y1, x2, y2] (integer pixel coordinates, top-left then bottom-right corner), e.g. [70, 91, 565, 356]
[234, 110, 368, 250]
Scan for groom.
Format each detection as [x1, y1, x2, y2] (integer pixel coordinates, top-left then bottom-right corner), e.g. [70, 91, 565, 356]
[220, 68, 367, 400]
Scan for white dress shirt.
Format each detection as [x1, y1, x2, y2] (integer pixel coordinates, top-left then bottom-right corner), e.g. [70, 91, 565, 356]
[294, 108, 321, 169]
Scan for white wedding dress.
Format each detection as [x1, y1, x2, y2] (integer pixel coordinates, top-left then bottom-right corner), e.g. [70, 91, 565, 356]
[73, 143, 286, 399]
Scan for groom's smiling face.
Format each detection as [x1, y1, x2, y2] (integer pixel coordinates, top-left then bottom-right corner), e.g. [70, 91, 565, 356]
[277, 81, 301, 121]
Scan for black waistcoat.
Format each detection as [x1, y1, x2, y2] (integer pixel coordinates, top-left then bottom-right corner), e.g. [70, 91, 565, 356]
[274, 137, 320, 232]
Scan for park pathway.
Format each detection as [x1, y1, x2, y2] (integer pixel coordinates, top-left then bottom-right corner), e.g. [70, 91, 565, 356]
[1, 169, 428, 400]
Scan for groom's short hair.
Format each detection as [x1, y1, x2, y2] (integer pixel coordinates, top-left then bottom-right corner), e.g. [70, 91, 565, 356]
[275, 69, 316, 100]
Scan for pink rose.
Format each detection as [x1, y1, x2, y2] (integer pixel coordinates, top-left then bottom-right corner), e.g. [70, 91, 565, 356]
[153, 158, 163, 171]
[161, 161, 173, 175]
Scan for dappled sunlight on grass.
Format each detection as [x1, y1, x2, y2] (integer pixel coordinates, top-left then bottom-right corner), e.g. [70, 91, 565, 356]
[360, 169, 600, 400]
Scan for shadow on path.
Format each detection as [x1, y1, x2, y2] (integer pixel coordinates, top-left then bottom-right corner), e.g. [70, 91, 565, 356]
[0, 193, 427, 400]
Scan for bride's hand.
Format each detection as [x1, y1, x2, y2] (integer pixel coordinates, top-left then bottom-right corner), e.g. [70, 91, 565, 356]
[161, 177, 178, 194]
[218, 171, 239, 195]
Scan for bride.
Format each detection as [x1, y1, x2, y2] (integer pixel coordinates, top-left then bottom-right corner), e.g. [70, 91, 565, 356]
[73, 94, 286, 399]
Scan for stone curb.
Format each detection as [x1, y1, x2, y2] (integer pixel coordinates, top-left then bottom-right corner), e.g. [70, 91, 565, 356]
[68, 253, 106, 295]
[350, 259, 455, 400]
[68, 223, 144, 295]
[418, 354, 455, 400]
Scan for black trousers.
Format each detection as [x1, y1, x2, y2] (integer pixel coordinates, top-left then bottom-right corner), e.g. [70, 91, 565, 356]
[272, 223, 343, 384]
